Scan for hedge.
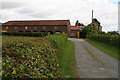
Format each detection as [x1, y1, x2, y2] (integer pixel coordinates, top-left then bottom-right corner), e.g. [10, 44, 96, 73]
[46, 34, 67, 49]
[87, 34, 120, 46]
[2, 32, 48, 37]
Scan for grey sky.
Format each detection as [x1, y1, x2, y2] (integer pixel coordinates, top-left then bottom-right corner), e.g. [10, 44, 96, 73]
[0, 0, 118, 32]
[2, 2, 25, 9]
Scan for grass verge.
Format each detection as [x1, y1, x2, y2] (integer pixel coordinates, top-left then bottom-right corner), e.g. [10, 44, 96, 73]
[85, 39, 119, 60]
[61, 40, 78, 78]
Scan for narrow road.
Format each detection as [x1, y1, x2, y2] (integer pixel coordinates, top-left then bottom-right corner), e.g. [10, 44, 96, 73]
[69, 38, 118, 78]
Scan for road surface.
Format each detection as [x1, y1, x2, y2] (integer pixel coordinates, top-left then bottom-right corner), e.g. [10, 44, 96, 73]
[69, 38, 118, 78]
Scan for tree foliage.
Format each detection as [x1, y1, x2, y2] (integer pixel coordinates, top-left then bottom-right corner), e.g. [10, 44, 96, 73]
[82, 25, 98, 38]
[107, 31, 119, 35]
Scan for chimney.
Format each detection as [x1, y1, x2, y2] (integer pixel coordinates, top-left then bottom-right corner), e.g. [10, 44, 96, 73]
[92, 10, 93, 22]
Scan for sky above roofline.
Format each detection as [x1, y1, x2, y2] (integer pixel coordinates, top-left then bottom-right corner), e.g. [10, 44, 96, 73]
[0, 0, 118, 32]
[108, 0, 119, 4]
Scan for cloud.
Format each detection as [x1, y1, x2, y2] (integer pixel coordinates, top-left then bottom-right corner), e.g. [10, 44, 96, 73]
[0, 0, 118, 32]
[29, 13, 51, 18]
[16, 7, 35, 14]
[1, 2, 25, 9]
[108, 0, 119, 4]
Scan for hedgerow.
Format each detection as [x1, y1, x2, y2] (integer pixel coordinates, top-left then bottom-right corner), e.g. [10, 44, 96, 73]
[46, 34, 67, 49]
[2, 34, 67, 78]
[87, 34, 120, 46]
[2, 32, 48, 37]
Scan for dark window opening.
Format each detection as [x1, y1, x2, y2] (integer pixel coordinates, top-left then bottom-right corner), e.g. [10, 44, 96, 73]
[33, 31, 38, 32]
[80, 31, 86, 38]
[25, 31, 31, 32]
[19, 31, 23, 32]
[47, 31, 54, 34]
[40, 31, 46, 33]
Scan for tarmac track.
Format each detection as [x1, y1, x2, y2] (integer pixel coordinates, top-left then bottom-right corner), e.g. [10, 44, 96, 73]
[69, 38, 118, 78]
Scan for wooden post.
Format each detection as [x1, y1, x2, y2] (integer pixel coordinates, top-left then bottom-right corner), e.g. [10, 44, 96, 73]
[77, 32, 80, 38]
[62, 32, 65, 34]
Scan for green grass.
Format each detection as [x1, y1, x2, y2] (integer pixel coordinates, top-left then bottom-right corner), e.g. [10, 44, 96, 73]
[85, 39, 119, 60]
[0, 36, 2, 45]
[61, 40, 78, 78]
[0, 36, 1, 77]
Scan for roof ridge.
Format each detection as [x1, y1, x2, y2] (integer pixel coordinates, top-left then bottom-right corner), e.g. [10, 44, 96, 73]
[3, 20, 71, 26]
[8, 20, 70, 22]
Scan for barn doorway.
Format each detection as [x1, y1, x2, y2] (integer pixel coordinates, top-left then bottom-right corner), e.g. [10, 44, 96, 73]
[19, 31, 23, 32]
[80, 31, 86, 38]
[33, 31, 38, 32]
[70, 32, 77, 38]
[55, 31, 61, 34]
[25, 31, 31, 32]
[47, 31, 54, 34]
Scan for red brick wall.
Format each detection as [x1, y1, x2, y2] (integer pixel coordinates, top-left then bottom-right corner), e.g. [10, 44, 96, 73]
[2, 25, 69, 35]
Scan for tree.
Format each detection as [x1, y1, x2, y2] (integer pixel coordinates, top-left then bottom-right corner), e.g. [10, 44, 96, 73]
[82, 25, 98, 38]
[75, 20, 79, 26]
[107, 31, 119, 35]
[99, 31, 106, 34]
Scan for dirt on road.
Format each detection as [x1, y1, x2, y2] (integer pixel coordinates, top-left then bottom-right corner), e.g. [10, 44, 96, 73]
[69, 38, 118, 78]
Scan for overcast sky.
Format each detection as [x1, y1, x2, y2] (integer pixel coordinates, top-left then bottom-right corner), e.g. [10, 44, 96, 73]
[0, 0, 119, 32]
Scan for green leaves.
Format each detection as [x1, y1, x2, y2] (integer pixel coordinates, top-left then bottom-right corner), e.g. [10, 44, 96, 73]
[2, 35, 65, 78]
[2, 32, 48, 37]
[87, 34, 120, 46]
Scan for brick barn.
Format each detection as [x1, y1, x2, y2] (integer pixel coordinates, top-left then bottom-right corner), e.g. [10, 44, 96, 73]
[2, 19, 101, 38]
[2, 20, 71, 37]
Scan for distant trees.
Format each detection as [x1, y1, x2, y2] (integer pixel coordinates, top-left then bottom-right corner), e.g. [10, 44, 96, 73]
[99, 31, 106, 34]
[75, 20, 85, 26]
[82, 25, 119, 38]
[107, 31, 119, 35]
[75, 20, 79, 26]
[98, 31, 119, 35]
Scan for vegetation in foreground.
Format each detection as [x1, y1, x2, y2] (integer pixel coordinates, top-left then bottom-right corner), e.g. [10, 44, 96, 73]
[61, 40, 78, 78]
[2, 34, 76, 78]
[3, 36, 61, 78]
[85, 39, 119, 60]
[46, 34, 77, 78]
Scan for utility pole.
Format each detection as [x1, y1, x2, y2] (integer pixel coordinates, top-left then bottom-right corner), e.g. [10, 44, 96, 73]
[92, 10, 93, 22]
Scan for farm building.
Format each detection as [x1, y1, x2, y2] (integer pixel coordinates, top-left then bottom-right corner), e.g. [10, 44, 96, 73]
[70, 26, 86, 38]
[69, 20, 86, 38]
[87, 18, 102, 32]
[2, 19, 102, 38]
[2, 20, 71, 37]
